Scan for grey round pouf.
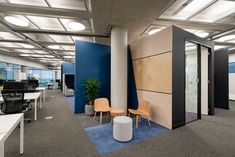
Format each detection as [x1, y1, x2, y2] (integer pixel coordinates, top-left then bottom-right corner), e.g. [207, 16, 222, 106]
[113, 116, 133, 142]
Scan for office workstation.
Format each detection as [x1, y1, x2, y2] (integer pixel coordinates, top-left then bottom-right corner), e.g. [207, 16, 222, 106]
[0, 0, 235, 157]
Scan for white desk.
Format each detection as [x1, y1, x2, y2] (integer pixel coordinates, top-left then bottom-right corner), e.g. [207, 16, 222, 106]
[0, 92, 42, 120]
[36, 87, 46, 102]
[0, 113, 24, 157]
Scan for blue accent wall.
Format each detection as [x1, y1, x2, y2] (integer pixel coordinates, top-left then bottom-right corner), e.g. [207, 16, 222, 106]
[74, 41, 138, 113]
[229, 62, 235, 73]
[62, 63, 75, 74]
[75, 41, 111, 113]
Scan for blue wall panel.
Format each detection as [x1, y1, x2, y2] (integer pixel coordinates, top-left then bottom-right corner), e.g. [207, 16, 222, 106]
[62, 63, 75, 74]
[75, 41, 111, 113]
[229, 62, 235, 73]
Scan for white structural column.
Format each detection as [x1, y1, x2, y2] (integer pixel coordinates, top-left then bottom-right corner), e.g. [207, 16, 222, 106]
[111, 27, 128, 114]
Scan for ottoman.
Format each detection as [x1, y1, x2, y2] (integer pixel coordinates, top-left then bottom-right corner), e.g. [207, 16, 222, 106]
[113, 116, 133, 142]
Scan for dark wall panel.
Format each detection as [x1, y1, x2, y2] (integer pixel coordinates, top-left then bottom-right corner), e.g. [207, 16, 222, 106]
[61, 63, 75, 91]
[214, 49, 229, 109]
[128, 46, 139, 109]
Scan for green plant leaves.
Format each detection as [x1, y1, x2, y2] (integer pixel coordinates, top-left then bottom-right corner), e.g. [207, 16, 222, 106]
[84, 78, 101, 105]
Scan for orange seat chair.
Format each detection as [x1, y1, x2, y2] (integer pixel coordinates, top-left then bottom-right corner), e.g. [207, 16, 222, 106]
[93, 98, 111, 124]
[128, 100, 151, 128]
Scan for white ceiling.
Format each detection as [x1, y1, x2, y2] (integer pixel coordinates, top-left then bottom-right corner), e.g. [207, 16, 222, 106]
[0, 0, 235, 67]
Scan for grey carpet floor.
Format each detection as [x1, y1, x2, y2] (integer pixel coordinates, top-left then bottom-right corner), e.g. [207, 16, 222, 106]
[4, 90, 235, 157]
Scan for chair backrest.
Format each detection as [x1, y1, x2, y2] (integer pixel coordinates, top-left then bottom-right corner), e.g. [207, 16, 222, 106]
[1, 90, 24, 114]
[3, 82, 25, 91]
[94, 98, 110, 111]
[138, 100, 150, 115]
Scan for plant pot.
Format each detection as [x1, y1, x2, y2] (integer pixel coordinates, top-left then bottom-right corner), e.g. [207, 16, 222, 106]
[85, 104, 94, 115]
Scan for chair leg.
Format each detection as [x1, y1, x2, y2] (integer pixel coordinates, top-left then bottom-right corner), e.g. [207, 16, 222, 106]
[110, 115, 113, 125]
[100, 112, 103, 124]
[136, 115, 139, 128]
[148, 117, 151, 126]
[93, 112, 97, 120]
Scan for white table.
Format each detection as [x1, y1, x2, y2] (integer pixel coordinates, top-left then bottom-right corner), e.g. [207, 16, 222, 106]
[0, 92, 42, 120]
[0, 113, 24, 157]
[36, 87, 46, 102]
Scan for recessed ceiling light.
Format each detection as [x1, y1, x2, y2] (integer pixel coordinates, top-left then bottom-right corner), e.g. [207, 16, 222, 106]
[17, 43, 34, 48]
[148, 29, 162, 35]
[67, 21, 85, 31]
[47, 45, 61, 50]
[4, 15, 29, 27]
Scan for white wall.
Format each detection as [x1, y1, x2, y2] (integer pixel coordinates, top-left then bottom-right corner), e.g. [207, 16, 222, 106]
[201, 47, 208, 115]
[0, 53, 47, 69]
[229, 54, 235, 100]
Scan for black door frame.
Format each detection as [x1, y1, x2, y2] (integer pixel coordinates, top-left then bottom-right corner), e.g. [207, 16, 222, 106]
[184, 41, 201, 124]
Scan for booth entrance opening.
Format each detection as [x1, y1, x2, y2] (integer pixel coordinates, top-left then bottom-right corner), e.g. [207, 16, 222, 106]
[185, 41, 211, 124]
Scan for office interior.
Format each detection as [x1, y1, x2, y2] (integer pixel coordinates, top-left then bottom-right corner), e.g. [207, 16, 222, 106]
[0, 0, 235, 157]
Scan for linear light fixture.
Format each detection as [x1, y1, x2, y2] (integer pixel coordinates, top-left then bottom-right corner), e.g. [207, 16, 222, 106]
[216, 35, 235, 42]
[176, 0, 214, 20]
[191, 0, 235, 23]
[47, 45, 61, 50]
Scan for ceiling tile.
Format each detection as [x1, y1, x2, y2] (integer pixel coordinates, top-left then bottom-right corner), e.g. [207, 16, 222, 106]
[0, 42, 21, 48]
[27, 16, 65, 30]
[33, 50, 49, 54]
[7, 0, 48, 7]
[0, 32, 22, 40]
[14, 49, 35, 53]
[47, 0, 86, 11]
[49, 35, 73, 43]
[61, 45, 75, 51]
[24, 33, 54, 42]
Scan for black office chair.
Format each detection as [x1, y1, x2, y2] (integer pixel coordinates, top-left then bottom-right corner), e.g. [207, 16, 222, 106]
[1, 90, 32, 122]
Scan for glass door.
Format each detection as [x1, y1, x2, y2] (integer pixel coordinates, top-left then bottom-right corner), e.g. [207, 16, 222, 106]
[185, 41, 199, 123]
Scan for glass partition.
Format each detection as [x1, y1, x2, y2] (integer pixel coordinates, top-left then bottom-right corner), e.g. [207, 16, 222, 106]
[185, 41, 199, 123]
[28, 69, 56, 87]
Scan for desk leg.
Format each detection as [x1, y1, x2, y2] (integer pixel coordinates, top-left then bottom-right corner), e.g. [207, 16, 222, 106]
[43, 90, 46, 102]
[0, 141, 4, 157]
[39, 94, 42, 109]
[20, 116, 24, 154]
[34, 99, 37, 120]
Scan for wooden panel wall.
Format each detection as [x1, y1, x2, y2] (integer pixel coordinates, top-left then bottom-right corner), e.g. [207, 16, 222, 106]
[133, 52, 172, 94]
[130, 26, 173, 129]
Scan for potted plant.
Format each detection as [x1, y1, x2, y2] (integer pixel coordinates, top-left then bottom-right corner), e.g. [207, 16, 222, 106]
[84, 78, 101, 115]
